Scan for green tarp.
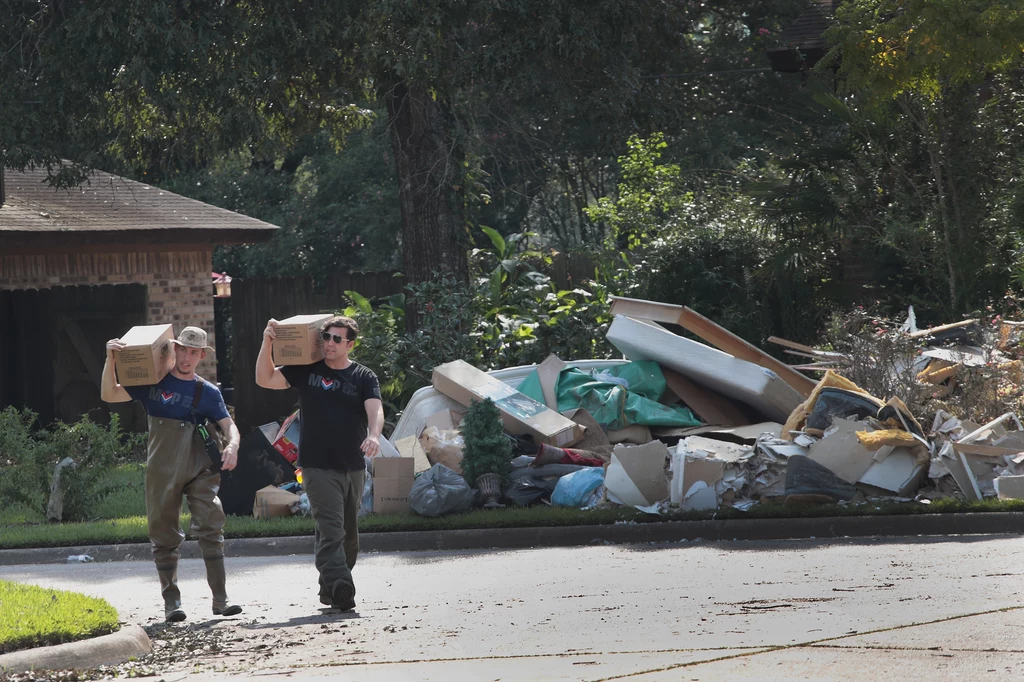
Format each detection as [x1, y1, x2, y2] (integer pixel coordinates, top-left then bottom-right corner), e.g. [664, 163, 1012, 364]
[518, 360, 700, 432]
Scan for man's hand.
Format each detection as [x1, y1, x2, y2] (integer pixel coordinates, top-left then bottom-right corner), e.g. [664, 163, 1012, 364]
[106, 338, 126, 354]
[360, 436, 381, 457]
[220, 442, 239, 471]
[263, 319, 279, 342]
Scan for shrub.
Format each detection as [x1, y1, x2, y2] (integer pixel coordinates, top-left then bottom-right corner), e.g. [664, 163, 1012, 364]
[0, 408, 144, 523]
[459, 398, 512, 485]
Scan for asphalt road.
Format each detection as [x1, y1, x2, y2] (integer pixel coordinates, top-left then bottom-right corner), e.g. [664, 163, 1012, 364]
[4, 535, 1024, 680]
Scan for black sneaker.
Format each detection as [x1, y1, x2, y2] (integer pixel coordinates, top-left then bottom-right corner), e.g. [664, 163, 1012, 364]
[165, 607, 187, 623]
[331, 581, 356, 612]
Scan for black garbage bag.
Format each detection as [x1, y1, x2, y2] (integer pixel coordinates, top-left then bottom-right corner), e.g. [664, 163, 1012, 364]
[805, 388, 883, 431]
[504, 476, 558, 507]
[785, 455, 857, 500]
[409, 464, 476, 517]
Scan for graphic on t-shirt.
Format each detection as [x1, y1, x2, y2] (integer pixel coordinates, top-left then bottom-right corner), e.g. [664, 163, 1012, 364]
[310, 374, 342, 392]
[126, 376, 226, 422]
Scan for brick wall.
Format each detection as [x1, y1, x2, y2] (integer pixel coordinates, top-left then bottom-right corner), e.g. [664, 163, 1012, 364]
[0, 250, 219, 380]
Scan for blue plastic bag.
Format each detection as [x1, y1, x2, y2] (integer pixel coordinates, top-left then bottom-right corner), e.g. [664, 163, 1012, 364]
[551, 467, 605, 507]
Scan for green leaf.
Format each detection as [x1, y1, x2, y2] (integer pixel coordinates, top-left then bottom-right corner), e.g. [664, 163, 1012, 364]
[345, 290, 373, 314]
[481, 225, 506, 258]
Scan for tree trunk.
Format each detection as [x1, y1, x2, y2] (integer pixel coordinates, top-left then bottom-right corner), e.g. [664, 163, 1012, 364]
[383, 79, 468, 329]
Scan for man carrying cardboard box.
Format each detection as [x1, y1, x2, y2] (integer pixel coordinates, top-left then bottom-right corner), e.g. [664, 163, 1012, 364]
[101, 326, 243, 623]
[256, 315, 384, 613]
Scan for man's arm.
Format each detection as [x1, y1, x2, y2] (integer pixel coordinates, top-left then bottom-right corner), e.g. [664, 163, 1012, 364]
[255, 319, 291, 390]
[100, 339, 133, 403]
[216, 416, 241, 471]
[361, 398, 384, 457]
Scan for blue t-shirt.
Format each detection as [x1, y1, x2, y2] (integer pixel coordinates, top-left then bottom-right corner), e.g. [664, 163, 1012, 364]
[126, 374, 230, 424]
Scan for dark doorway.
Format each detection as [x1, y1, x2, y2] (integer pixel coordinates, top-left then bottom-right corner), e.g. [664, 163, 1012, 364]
[0, 284, 147, 429]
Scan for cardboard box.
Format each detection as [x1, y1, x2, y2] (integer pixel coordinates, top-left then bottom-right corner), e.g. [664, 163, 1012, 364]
[273, 314, 333, 365]
[116, 324, 174, 386]
[272, 410, 301, 464]
[373, 456, 415, 514]
[253, 485, 301, 520]
[431, 360, 582, 447]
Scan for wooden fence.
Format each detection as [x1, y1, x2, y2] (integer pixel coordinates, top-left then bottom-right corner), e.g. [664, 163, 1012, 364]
[231, 272, 405, 434]
[229, 255, 597, 433]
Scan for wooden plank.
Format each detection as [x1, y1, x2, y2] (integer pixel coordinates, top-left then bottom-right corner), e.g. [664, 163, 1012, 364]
[907, 319, 978, 339]
[62, 320, 104, 390]
[769, 336, 846, 359]
[789, 363, 841, 371]
[768, 336, 822, 355]
[661, 366, 751, 427]
[608, 295, 683, 324]
[675, 307, 818, 398]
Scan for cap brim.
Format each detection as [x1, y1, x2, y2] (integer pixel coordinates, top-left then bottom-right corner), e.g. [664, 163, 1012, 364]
[170, 339, 214, 351]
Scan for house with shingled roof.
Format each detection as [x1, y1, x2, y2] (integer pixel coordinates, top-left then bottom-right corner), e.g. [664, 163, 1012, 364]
[0, 165, 277, 427]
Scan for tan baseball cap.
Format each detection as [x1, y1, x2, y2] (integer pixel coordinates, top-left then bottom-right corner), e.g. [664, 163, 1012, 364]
[170, 326, 214, 351]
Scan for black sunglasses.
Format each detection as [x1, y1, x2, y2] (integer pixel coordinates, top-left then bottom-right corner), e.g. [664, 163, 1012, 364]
[321, 331, 352, 344]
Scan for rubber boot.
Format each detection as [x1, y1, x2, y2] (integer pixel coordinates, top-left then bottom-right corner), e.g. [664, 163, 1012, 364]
[205, 556, 243, 616]
[157, 565, 186, 622]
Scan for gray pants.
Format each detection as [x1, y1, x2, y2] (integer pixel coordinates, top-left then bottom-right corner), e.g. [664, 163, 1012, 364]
[303, 467, 365, 599]
[145, 416, 225, 569]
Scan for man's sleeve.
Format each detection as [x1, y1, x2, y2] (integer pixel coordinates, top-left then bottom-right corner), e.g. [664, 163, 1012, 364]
[361, 368, 382, 401]
[201, 382, 231, 422]
[124, 386, 147, 402]
[279, 365, 305, 388]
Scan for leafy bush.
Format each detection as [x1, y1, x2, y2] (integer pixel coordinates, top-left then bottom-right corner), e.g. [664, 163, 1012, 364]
[0, 408, 144, 523]
[342, 258, 619, 432]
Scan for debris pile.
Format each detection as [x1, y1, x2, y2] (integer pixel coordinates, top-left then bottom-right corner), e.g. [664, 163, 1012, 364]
[385, 296, 1024, 515]
[249, 298, 1024, 517]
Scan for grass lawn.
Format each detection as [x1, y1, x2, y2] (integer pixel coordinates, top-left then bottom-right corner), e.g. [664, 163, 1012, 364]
[0, 579, 120, 654]
[3, 464, 1024, 551]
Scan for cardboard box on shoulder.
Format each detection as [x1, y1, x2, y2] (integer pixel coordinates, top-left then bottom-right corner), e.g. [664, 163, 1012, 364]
[373, 456, 415, 514]
[431, 360, 582, 447]
[116, 324, 174, 387]
[273, 314, 333, 365]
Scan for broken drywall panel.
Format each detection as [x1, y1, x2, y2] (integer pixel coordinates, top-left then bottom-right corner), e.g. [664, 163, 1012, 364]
[857, 447, 928, 497]
[807, 418, 876, 484]
[605, 441, 670, 508]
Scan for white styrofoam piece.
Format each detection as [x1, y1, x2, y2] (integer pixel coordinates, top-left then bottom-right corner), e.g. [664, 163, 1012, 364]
[391, 359, 628, 442]
[606, 315, 802, 422]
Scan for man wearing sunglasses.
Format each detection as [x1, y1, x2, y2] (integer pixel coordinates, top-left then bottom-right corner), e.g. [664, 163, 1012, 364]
[256, 315, 383, 613]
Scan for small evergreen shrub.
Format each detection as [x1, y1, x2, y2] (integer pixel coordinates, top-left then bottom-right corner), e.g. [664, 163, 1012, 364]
[459, 398, 512, 485]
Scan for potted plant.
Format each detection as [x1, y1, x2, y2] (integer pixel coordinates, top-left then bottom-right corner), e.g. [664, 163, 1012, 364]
[459, 398, 512, 508]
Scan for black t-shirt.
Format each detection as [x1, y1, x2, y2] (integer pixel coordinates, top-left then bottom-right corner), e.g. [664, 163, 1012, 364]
[280, 361, 382, 471]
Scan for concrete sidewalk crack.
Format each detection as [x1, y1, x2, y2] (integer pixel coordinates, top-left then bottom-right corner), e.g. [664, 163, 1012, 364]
[588, 605, 1024, 681]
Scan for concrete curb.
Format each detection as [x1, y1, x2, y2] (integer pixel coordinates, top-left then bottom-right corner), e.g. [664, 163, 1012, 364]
[0, 624, 151, 674]
[3, 512, 1024, 566]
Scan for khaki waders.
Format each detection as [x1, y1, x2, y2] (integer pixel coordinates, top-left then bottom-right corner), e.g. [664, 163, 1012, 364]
[146, 416, 241, 621]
